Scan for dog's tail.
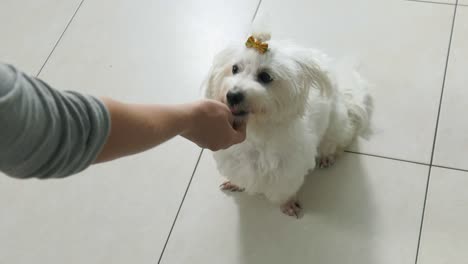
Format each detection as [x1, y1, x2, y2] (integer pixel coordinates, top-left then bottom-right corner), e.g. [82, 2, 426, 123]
[335, 58, 373, 139]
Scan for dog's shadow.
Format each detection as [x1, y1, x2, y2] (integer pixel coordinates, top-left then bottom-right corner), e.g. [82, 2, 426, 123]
[231, 153, 376, 264]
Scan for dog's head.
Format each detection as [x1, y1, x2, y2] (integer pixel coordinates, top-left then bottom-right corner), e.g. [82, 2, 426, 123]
[203, 34, 331, 125]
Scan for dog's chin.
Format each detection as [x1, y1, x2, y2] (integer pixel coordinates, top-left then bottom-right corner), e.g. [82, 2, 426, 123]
[229, 105, 250, 122]
[228, 103, 246, 114]
[232, 110, 249, 121]
[232, 110, 249, 117]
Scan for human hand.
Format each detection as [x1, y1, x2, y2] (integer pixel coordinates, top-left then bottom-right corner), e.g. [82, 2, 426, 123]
[181, 99, 247, 151]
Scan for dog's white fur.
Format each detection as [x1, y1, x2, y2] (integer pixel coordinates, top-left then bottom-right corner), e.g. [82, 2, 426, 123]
[203, 33, 372, 213]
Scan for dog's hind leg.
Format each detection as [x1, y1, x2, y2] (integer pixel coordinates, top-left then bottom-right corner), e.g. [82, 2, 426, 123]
[317, 134, 340, 169]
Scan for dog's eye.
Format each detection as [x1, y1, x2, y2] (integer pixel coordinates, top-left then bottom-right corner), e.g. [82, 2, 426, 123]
[232, 65, 239, 74]
[258, 72, 273, 84]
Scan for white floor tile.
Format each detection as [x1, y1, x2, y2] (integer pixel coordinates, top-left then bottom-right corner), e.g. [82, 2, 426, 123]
[253, 0, 454, 163]
[0, 0, 82, 74]
[433, 6, 468, 170]
[423, 0, 456, 4]
[0, 140, 200, 264]
[408, 1, 456, 5]
[39, 0, 260, 104]
[417, 167, 468, 264]
[0, 0, 260, 263]
[160, 152, 428, 264]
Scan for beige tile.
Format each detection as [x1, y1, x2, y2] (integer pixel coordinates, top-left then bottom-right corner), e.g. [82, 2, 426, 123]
[426, 0, 456, 3]
[160, 152, 429, 264]
[408, 1, 456, 5]
[417, 167, 468, 264]
[39, 0, 259, 104]
[0, 139, 200, 264]
[433, 6, 468, 170]
[0, 0, 82, 74]
[253, 0, 454, 163]
[0, 0, 260, 263]
[414, 0, 456, 3]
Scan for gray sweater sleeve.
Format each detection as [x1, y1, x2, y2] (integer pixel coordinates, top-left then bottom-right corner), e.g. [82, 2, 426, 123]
[0, 63, 110, 179]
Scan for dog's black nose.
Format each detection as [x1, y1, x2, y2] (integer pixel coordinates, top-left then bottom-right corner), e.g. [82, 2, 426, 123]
[226, 90, 244, 106]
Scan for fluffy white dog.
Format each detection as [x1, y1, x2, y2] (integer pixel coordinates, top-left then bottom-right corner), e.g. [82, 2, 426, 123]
[203, 33, 372, 217]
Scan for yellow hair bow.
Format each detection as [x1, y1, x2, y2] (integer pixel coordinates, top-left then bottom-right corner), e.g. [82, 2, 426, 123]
[245, 36, 269, 54]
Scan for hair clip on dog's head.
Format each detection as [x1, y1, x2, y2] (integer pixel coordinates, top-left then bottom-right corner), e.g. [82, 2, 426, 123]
[245, 35, 269, 54]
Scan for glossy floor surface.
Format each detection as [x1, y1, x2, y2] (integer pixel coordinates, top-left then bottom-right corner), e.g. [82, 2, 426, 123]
[1, 1, 467, 263]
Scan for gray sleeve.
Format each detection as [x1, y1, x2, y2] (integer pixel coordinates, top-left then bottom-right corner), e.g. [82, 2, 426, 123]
[0, 63, 110, 179]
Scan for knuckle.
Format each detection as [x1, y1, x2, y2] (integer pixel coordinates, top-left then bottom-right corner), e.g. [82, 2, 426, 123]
[209, 144, 220, 151]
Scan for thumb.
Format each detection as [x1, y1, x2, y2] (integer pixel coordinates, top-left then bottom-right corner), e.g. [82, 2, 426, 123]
[231, 120, 247, 143]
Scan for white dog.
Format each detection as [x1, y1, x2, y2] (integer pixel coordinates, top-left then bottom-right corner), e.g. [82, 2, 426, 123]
[203, 33, 372, 217]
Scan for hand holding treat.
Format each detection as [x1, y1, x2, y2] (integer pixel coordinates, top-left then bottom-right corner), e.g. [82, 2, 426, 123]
[180, 99, 247, 151]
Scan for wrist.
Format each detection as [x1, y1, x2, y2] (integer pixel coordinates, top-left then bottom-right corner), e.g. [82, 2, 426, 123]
[177, 101, 199, 137]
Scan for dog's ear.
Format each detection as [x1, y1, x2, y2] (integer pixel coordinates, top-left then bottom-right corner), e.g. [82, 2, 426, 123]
[292, 51, 333, 97]
[201, 47, 238, 99]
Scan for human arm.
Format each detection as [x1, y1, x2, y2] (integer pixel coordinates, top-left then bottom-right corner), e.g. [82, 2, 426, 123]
[0, 63, 245, 179]
[95, 98, 246, 163]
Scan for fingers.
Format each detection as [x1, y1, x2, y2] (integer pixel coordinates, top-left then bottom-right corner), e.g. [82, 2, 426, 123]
[215, 101, 234, 124]
[233, 119, 247, 132]
[206, 99, 247, 146]
[231, 120, 247, 144]
[227, 112, 234, 125]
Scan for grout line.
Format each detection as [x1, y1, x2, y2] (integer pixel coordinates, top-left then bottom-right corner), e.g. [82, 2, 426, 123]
[344, 150, 429, 166]
[156, 149, 204, 264]
[406, 0, 456, 5]
[36, 0, 85, 77]
[432, 164, 468, 173]
[414, 2, 458, 264]
[428, 0, 458, 170]
[157, 2, 259, 261]
[251, 0, 263, 22]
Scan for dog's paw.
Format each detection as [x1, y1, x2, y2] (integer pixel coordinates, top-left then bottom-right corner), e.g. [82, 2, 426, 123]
[219, 181, 245, 192]
[280, 199, 302, 218]
[317, 156, 336, 169]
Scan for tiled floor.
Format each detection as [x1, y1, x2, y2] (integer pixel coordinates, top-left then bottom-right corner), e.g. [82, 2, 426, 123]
[0, 0, 467, 263]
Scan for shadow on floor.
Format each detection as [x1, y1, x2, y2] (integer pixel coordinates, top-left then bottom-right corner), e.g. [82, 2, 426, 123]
[231, 153, 377, 264]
